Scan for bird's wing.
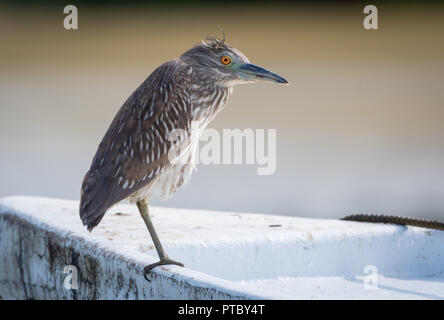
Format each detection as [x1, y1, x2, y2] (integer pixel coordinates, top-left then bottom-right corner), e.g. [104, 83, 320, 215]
[80, 59, 193, 230]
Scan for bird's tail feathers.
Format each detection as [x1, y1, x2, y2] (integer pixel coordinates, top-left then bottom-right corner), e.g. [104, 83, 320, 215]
[79, 171, 111, 231]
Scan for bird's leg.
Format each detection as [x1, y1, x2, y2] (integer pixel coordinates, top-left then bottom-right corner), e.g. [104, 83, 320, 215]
[136, 200, 184, 280]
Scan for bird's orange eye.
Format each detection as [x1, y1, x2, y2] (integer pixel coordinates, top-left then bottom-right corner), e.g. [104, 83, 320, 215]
[221, 56, 231, 65]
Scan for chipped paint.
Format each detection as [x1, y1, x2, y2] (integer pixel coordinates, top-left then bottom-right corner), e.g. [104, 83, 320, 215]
[1, 196, 444, 299]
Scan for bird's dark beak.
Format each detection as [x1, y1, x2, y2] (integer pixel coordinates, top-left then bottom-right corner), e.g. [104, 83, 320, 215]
[238, 63, 288, 84]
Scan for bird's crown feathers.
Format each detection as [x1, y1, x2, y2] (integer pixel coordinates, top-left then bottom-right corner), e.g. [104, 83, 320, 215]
[201, 33, 230, 51]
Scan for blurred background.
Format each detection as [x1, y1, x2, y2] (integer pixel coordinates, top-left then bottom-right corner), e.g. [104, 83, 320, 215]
[1, 1, 443, 220]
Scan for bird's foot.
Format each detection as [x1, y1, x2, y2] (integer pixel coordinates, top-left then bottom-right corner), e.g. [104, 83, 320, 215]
[143, 257, 184, 281]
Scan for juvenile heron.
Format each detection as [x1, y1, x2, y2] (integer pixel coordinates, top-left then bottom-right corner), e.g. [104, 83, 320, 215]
[79, 36, 288, 277]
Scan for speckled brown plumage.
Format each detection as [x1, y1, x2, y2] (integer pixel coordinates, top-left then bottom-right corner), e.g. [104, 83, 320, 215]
[79, 36, 288, 232]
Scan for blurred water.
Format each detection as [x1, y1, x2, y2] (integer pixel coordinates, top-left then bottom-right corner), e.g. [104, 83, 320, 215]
[1, 4, 444, 220]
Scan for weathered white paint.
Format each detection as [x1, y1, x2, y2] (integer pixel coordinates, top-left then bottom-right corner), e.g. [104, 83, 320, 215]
[0, 196, 443, 299]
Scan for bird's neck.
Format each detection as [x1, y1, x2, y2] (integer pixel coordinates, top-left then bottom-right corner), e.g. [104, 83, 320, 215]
[189, 79, 233, 124]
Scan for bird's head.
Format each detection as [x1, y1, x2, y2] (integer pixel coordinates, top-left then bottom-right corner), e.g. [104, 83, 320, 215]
[181, 36, 288, 87]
